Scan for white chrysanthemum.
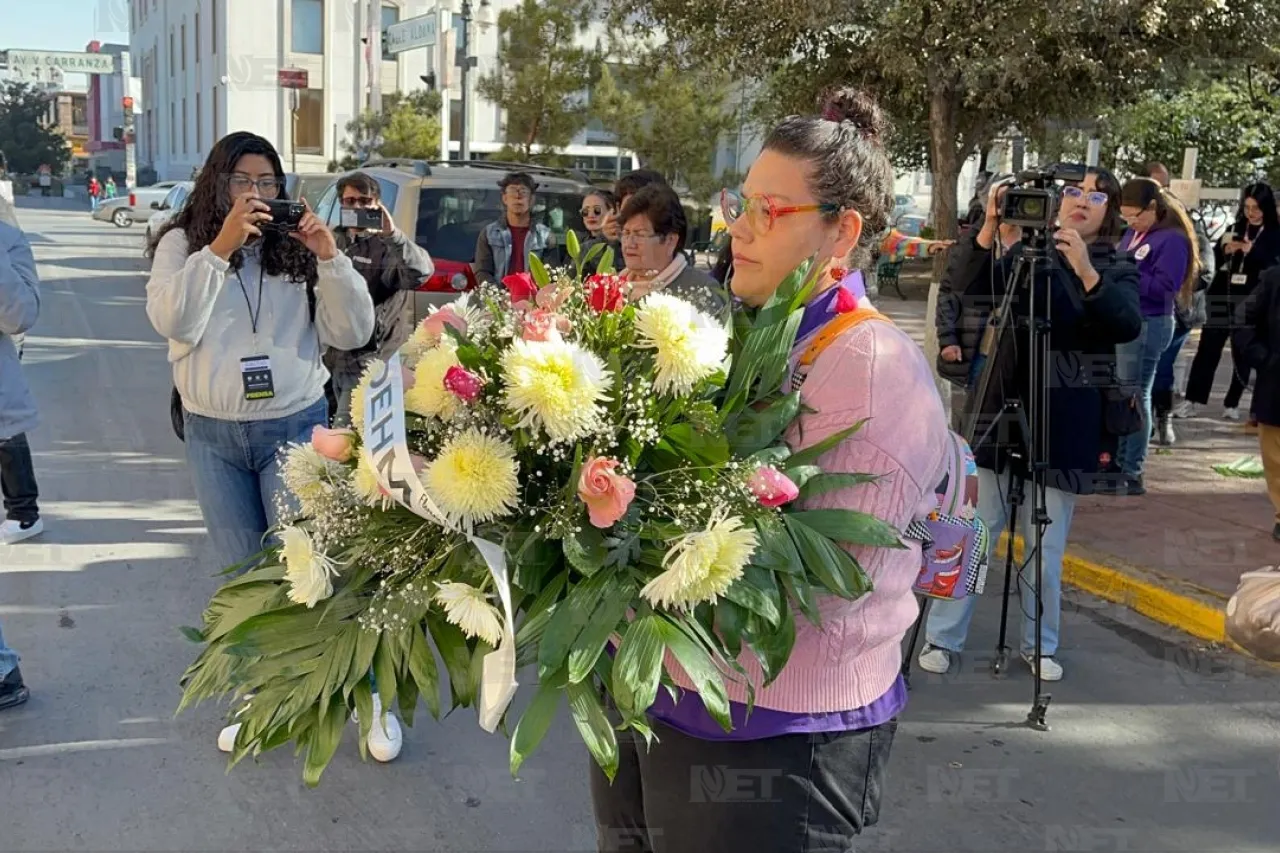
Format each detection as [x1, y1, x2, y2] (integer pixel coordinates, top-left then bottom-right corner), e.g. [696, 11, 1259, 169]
[633, 292, 729, 396]
[280, 526, 339, 608]
[348, 360, 384, 432]
[281, 443, 345, 515]
[404, 339, 463, 420]
[423, 429, 520, 527]
[501, 336, 612, 442]
[351, 454, 391, 509]
[640, 510, 760, 611]
[433, 582, 504, 646]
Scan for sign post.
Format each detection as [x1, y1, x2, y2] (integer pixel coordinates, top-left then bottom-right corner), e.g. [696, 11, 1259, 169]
[278, 68, 309, 173]
[384, 9, 451, 161]
[120, 50, 137, 192]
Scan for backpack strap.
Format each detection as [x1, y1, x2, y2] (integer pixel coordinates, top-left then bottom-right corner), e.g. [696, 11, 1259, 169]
[798, 307, 893, 368]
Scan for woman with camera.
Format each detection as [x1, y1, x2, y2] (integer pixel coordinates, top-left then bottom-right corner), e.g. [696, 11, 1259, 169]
[1177, 183, 1280, 421]
[918, 169, 1141, 682]
[1112, 178, 1198, 494]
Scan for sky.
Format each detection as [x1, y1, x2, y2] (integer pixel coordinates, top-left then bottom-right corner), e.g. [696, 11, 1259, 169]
[3, 0, 129, 86]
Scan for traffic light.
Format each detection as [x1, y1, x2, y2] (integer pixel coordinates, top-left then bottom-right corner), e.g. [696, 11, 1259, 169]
[112, 126, 124, 141]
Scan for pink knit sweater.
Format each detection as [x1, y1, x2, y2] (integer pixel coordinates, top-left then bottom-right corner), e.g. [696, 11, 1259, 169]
[669, 317, 950, 712]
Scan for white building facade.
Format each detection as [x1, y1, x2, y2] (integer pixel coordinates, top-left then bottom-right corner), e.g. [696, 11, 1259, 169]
[129, 0, 634, 180]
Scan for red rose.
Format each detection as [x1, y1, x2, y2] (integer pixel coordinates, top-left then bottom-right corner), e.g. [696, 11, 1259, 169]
[586, 274, 626, 312]
[443, 365, 484, 403]
[502, 272, 538, 304]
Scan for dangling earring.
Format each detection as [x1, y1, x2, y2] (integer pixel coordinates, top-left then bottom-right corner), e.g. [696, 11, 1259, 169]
[829, 266, 848, 282]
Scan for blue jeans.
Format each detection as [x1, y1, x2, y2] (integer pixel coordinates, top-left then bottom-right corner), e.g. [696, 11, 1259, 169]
[1115, 314, 1175, 478]
[184, 398, 327, 569]
[0, 618, 18, 679]
[925, 467, 1076, 657]
[1154, 325, 1191, 396]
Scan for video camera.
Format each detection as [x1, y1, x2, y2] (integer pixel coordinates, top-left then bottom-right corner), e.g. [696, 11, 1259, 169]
[999, 162, 1088, 233]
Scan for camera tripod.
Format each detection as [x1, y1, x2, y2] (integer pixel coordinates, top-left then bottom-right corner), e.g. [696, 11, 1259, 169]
[963, 235, 1057, 732]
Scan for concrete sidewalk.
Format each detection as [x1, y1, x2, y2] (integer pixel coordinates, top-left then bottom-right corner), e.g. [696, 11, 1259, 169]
[879, 287, 1268, 649]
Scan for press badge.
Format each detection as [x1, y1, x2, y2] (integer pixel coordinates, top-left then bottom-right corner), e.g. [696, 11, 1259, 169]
[241, 355, 276, 400]
[1232, 273, 1249, 286]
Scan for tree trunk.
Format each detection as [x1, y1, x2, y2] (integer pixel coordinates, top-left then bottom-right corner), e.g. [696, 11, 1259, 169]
[924, 76, 963, 424]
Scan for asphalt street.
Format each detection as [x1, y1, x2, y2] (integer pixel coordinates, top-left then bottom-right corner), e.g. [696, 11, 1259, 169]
[1, 201, 1278, 852]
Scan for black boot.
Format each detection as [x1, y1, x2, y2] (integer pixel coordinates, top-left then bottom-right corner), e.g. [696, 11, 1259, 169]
[0, 666, 29, 710]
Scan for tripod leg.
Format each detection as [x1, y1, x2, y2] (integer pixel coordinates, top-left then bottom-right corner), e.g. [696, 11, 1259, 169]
[993, 467, 1021, 677]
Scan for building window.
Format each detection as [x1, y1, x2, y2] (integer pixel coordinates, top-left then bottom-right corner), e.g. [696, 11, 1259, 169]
[291, 0, 324, 55]
[181, 21, 187, 71]
[212, 86, 219, 140]
[382, 4, 400, 60]
[449, 97, 462, 143]
[196, 91, 202, 151]
[211, 0, 217, 54]
[182, 98, 188, 153]
[295, 89, 324, 154]
[169, 31, 174, 76]
[170, 103, 176, 153]
[195, 12, 201, 63]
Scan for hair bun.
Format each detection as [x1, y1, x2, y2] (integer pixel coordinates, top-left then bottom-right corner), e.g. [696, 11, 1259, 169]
[819, 88, 888, 144]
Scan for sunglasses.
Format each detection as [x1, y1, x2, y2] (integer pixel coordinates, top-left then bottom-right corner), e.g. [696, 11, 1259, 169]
[1062, 186, 1109, 207]
[721, 189, 839, 235]
[580, 205, 606, 217]
[340, 195, 377, 207]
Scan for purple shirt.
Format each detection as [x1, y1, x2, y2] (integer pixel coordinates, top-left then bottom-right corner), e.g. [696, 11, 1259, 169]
[1121, 227, 1191, 318]
[646, 268, 905, 741]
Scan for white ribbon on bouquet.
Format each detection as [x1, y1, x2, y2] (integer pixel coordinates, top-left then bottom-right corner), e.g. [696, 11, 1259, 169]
[360, 352, 518, 732]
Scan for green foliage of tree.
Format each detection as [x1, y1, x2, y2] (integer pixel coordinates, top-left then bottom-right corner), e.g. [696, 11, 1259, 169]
[477, 0, 600, 160]
[340, 90, 442, 166]
[591, 37, 740, 201]
[0, 82, 71, 175]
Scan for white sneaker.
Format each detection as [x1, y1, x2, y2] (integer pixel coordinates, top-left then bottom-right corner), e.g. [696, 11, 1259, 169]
[1021, 652, 1064, 682]
[917, 644, 953, 674]
[1171, 400, 1199, 418]
[353, 695, 403, 762]
[1223, 407, 1242, 422]
[0, 518, 43, 545]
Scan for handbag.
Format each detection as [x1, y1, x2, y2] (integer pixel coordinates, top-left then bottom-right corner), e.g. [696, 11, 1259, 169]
[171, 386, 185, 442]
[1102, 384, 1144, 437]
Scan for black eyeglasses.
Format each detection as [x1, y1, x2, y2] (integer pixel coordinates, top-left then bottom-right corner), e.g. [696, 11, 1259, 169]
[228, 174, 281, 197]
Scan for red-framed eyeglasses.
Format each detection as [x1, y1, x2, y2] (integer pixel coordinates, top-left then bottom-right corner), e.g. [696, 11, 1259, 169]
[721, 189, 840, 234]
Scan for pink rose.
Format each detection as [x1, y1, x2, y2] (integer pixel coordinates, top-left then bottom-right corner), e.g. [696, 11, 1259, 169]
[521, 309, 572, 342]
[503, 272, 539, 304]
[748, 466, 800, 508]
[578, 457, 636, 529]
[419, 306, 468, 343]
[443, 365, 483, 403]
[311, 426, 356, 462]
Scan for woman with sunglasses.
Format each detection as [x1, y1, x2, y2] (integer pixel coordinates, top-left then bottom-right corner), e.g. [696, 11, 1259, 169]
[919, 169, 1141, 683]
[579, 188, 619, 250]
[617, 183, 725, 317]
[592, 89, 952, 853]
[1112, 178, 1199, 494]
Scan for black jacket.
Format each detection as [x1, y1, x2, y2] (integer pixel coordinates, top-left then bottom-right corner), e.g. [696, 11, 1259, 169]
[955, 231, 1142, 495]
[936, 224, 989, 386]
[334, 229, 432, 360]
[1233, 267, 1280, 426]
[1203, 226, 1280, 332]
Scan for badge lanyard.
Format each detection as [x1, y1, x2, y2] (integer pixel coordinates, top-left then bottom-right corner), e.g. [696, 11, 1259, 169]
[234, 265, 265, 344]
[234, 262, 276, 401]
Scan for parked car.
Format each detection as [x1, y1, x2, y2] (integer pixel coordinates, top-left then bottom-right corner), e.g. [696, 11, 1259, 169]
[144, 181, 195, 245]
[311, 159, 593, 321]
[91, 180, 183, 228]
[286, 172, 332, 209]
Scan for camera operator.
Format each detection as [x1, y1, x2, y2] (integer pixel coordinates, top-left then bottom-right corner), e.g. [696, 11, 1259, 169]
[325, 172, 434, 425]
[918, 167, 1141, 682]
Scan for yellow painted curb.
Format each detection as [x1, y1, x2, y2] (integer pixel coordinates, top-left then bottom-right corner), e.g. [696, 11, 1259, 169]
[1000, 534, 1229, 646]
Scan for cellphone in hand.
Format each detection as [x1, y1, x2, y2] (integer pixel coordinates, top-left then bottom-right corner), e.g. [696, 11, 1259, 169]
[339, 207, 383, 230]
[260, 199, 306, 232]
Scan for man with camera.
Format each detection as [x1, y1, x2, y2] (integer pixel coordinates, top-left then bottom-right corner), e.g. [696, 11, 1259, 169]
[326, 172, 434, 424]
[919, 167, 1141, 682]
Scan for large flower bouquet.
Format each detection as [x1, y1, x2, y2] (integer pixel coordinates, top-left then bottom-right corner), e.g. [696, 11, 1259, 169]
[179, 235, 902, 786]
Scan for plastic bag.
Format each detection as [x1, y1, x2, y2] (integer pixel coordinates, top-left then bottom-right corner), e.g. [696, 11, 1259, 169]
[1225, 567, 1280, 661]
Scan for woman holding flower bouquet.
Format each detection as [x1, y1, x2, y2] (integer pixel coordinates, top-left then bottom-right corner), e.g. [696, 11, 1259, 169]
[590, 89, 951, 852]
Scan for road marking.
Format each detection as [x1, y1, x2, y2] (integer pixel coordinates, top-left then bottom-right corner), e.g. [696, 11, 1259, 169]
[0, 737, 172, 761]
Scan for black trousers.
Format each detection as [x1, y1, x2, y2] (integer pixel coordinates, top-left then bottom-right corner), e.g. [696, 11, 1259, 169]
[1185, 325, 1249, 408]
[591, 717, 898, 853]
[0, 433, 40, 523]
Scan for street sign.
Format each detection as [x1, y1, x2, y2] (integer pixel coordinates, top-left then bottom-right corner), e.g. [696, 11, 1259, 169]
[277, 68, 309, 89]
[4, 50, 116, 75]
[385, 12, 439, 55]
